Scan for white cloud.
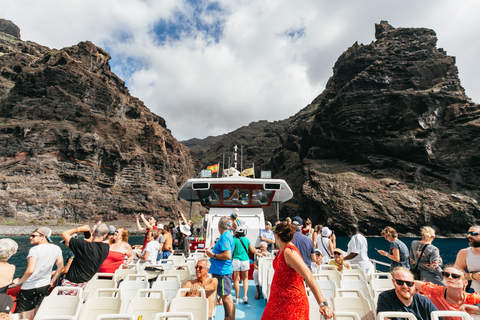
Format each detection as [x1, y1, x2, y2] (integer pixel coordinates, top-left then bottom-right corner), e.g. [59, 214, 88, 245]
[2, 0, 479, 140]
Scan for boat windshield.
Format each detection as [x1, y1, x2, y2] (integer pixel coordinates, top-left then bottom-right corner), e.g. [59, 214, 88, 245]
[198, 186, 274, 207]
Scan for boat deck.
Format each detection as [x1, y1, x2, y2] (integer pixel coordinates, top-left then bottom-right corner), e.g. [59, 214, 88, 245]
[214, 280, 266, 320]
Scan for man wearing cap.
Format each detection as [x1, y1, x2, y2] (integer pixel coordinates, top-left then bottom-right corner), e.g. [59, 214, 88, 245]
[291, 216, 316, 270]
[13, 227, 63, 320]
[104, 225, 116, 243]
[60, 223, 110, 295]
[0, 294, 14, 320]
[329, 248, 351, 272]
[259, 221, 275, 252]
[134, 213, 158, 251]
[311, 249, 323, 274]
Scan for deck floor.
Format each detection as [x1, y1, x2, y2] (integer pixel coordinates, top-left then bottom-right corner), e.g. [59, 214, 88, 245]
[214, 280, 267, 320]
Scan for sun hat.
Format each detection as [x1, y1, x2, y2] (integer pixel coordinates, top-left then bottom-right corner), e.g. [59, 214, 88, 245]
[333, 248, 344, 255]
[180, 224, 191, 236]
[321, 227, 332, 237]
[36, 227, 53, 243]
[236, 226, 245, 234]
[157, 224, 164, 230]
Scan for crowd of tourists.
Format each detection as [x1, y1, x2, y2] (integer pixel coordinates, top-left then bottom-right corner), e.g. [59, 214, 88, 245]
[1, 212, 480, 320]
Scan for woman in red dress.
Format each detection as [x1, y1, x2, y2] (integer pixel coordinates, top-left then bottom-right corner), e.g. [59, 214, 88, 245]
[261, 222, 334, 320]
[99, 227, 134, 273]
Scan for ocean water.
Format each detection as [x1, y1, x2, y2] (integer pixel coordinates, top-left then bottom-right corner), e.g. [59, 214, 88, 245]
[1, 235, 469, 278]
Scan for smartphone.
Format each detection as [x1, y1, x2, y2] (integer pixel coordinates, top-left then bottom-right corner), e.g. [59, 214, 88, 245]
[84, 231, 91, 239]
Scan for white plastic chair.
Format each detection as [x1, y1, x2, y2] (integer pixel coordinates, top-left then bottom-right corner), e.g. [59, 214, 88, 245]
[123, 289, 167, 319]
[264, 267, 275, 300]
[377, 311, 417, 320]
[83, 273, 117, 301]
[168, 253, 186, 265]
[335, 311, 362, 320]
[333, 289, 374, 320]
[169, 288, 209, 320]
[157, 259, 175, 273]
[114, 265, 138, 282]
[118, 274, 149, 312]
[345, 264, 368, 282]
[431, 311, 473, 320]
[169, 264, 192, 284]
[315, 265, 341, 287]
[313, 274, 337, 301]
[259, 257, 274, 288]
[77, 288, 123, 320]
[34, 286, 83, 320]
[340, 274, 372, 302]
[151, 274, 182, 303]
[94, 315, 134, 320]
[152, 312, 194, 320]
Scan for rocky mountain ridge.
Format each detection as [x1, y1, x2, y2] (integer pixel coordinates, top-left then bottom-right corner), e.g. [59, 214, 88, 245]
[0, 19, 202, 222]
[184, 21, 480, 236]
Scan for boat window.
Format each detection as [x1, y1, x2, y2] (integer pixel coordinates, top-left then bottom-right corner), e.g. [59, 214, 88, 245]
[251, 189, 272, 205]
[199, 189, 220, 205]
[223, 188, 250, 205]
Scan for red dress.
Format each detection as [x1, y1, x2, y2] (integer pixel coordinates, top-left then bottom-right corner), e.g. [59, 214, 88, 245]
[98, 250, 125, 273]
[261, 243, 309, 320]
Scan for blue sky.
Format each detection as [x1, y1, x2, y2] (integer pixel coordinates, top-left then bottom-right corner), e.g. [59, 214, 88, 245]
[2, 0, 480, 141]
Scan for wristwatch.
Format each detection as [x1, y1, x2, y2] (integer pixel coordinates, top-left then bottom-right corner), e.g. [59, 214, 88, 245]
[319, 301, 328, 308]
[214, 253, 216, 259]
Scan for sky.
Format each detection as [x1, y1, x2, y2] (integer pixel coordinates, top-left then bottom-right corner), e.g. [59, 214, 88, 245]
[2, 0, 479, 141]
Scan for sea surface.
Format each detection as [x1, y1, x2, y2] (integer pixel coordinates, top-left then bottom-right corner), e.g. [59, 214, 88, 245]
[1, 235, 469, 278]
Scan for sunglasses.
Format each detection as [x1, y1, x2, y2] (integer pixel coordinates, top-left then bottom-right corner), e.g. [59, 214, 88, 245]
[442, 271, 462, 279]
[468, 231, 480, 236]
[195, 266, 206, 271]
[334, 252, 342, 255]
[30, 234, 41, 238]
[394, 279, 414, 287]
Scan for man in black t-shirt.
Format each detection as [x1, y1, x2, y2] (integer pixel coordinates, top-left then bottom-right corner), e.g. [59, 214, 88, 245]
[60, 224, 110, 295]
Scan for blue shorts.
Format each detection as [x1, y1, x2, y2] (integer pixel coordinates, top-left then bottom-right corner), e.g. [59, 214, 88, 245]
[212, 274, 232, 297]
[162, 251, 172, 259]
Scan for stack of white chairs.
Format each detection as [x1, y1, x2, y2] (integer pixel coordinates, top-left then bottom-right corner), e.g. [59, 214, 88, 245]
[169, 288, 209, 320]
[313, 274, 337, 301]
[332, 289, 374, 320]
[151, 274, 182, 305]
[77, 288, 123, 320]
[83, 273, 117, 301]
[118, 274, 149, 312]
[34, 287, 83, 320]
[339, 274, 372, 305]
[315, 265, 341, 287]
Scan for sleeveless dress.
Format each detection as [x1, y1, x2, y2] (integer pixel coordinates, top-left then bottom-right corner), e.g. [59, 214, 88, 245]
[261, 243, 309, 320]
[98, 250, 125, 273]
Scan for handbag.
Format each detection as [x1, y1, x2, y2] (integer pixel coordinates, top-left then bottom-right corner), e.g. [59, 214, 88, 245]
[412, 243, 429, 280]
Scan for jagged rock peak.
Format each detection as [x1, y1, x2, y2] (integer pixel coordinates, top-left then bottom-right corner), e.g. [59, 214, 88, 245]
[0, 19, 21, 39]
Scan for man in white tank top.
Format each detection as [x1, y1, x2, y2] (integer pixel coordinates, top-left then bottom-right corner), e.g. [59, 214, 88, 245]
[454, 225, 480, 292]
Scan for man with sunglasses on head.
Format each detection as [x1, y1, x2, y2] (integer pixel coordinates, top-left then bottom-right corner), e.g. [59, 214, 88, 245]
[455, 225, 480, 293]
[181, 259, 218, 320]
[377, 267, 437, 320]
[13, 227, 63, 320]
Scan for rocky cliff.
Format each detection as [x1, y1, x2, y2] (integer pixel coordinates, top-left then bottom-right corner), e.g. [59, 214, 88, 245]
[0, 19, 202, 222]
[184, 21, 480, 236]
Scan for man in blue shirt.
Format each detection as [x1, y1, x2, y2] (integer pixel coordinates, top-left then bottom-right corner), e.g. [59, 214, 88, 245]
[206, 216, 235, 320]
[259, 221, 275, 252]
[377, 267, 438, 320]
[291, 216, 315, 269]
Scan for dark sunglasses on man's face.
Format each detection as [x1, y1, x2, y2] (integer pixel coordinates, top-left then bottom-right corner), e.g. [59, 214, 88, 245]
[394, 279, 414, 287]
[30, 234, 41, 238]
[333, 252, 342, 256]
[442, 271, 462, 279]
[195, 266, 206, 271]
[468, 231, 480, 236]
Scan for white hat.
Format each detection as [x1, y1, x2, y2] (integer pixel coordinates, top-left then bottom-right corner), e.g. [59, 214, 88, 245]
[180, 224, 191, 236]
[321, 227, 332, 237]
[157, 224, 164, 230]
[235, 226, 245, 234]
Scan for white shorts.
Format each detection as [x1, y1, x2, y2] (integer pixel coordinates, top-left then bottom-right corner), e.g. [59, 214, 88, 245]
[233, 259, 250, 272]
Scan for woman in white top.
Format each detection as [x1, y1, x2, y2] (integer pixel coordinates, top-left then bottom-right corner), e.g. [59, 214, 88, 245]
[315, 227, 336, 264]
[138, 229, 160, 264]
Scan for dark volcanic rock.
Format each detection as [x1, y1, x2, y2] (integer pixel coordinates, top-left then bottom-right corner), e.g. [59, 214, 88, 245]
[0, 23, 202, 221]
[186, 21, 480, 236]
[0, 19, 20, 39]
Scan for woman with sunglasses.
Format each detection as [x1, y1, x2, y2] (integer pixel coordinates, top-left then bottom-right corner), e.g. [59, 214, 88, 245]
[414, 265, 480, 318]
[329, 248, 351, 272]
[261, 222, 334, 320]
[99, 227, 134, 273]
[409, 226, 443, 285]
